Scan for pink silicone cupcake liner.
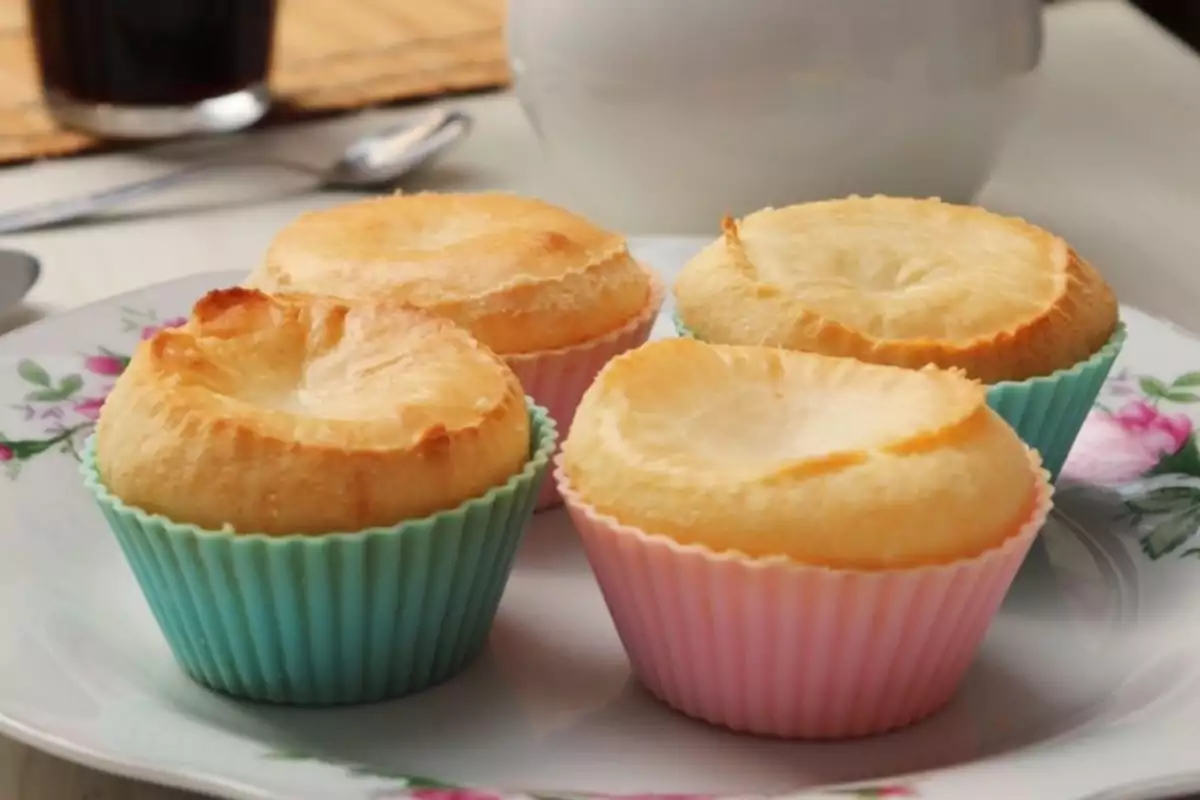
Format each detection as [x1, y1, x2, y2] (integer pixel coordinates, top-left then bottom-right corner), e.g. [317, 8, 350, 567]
[508, 274, 664, 510]
[555, 453, 1053, 739]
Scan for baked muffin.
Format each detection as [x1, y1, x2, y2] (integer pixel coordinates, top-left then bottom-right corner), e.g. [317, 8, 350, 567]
[673, 196, 1125, 478]
[82, 288, 557, 705]
[556, 339, 1052, 739]
[246, 192, 665, 507]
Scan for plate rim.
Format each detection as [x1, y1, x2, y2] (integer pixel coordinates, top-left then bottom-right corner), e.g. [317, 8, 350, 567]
[0, 268, 245, 354]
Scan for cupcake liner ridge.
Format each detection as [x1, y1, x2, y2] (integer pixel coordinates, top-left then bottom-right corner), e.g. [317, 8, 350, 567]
[555, 450, 1053, 739]
[84, 402, 557, 706]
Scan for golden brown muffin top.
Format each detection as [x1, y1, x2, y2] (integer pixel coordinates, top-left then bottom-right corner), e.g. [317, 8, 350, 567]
[674, 196, 1119, 382]
[96, 288, 529, 534]
[248, 192, 657, 356]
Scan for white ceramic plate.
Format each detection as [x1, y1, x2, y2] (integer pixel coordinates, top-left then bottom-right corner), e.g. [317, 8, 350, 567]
[2, 237, 1200, 800]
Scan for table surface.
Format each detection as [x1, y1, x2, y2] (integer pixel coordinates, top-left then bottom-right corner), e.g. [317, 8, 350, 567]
[1, 1, 1198, 797]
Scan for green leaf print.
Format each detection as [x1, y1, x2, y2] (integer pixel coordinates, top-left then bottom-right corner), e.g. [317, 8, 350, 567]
[1163, 391, 1200, 403]
[0, 427, 84, 461]
[23, 373, 84, 403]
[1150, 437, 1200, 480]
[1141, 507, 1200, 559]
[397, 774, 461, 789]
[57, 373, 83, 397]
[17, 359, 51, 388]
[1125, 486, 1200, 514]
[24, 389, 65, 402]
[350, 766, 451, 784]
[1173, 372, 1200, 388]
[1181, 547, 1200, 559]
[1140, 377, 1172, 399]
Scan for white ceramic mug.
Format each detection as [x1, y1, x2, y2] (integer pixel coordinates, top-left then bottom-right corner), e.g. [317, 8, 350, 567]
[508, 0, 1043, 234]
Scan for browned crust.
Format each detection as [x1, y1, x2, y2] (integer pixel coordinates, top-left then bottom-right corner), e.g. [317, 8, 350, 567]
[249, 192, 655, 356]
[96, 288, 530, 534]
[676, 199, 1120, 383]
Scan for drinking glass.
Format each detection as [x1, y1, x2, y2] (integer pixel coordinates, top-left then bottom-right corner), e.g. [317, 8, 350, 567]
[27, 0, 278, 139]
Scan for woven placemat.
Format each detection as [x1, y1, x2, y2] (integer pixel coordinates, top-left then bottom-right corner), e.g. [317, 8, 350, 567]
[0, 0, 508, 166]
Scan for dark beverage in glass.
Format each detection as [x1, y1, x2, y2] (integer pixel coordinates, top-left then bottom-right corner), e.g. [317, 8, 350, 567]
[27, 0, 278, 139]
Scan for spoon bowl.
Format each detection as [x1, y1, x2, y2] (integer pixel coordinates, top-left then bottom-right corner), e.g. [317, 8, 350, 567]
[322, 109, 473, 189]
[0, 250, 41, 315]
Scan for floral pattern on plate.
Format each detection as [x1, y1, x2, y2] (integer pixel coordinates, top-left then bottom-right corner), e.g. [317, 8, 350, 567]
[366, 780, 919, 800]
[1062, 367, 1200, 559]
[264, 749, 919, 799]
[0, 307, 183, 478]
[371, 789, 917, 800]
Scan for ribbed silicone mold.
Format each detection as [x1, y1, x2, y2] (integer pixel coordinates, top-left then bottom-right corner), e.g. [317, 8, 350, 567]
[672, 312, 1126, 480]
[81, 403, 557, 706]
[508, 276, 664, 510]
[556, 454, 1053, 739]
[985, 324, 1125, 479]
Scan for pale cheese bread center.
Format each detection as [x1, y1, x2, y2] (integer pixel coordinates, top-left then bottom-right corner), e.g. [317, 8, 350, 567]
[674, 196, 1119, 383]
[609, 344, 981, 473]
[741, 207, 1063, 341]
[562, 339, 1040, 570]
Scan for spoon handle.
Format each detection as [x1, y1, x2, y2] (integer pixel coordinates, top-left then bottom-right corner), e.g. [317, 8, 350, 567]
[0, 156, 322, 236]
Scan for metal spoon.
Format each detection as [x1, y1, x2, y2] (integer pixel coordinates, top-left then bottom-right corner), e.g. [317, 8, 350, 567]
[0, 250, 41, 313]
[0, 108, 472, 235]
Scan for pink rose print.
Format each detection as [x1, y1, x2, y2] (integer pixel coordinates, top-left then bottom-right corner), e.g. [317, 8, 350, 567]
[84, 355, 126, 376]
[140, 316, 187, 340]
[1062, 399, 1194, 485]
[74, 396, 107, 421]
[0, 446, 13, 462]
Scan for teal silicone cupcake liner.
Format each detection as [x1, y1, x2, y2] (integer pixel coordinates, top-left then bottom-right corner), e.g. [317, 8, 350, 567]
[987, 324, 1125, 479]
[81, 401, 557, 706]
[673, 312, 1126, 481]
